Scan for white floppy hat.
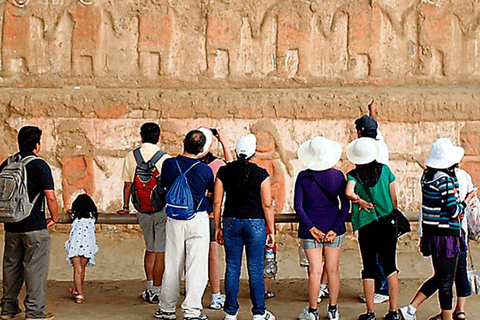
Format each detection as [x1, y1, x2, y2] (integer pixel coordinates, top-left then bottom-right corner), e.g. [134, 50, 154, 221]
[197, 127, 214, 157]
[425, 138, 465, 169]
[346, 137, 380, 165]
[236, 134, 256, 159]
[297, 137, 342, 171]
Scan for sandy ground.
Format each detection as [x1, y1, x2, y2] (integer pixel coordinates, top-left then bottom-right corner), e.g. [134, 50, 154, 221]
[11, 277, 478, 320]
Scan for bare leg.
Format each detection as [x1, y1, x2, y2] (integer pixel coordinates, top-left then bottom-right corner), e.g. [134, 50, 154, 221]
[208, 242, 221, 294]
[304, 247, 323, 309]
[71, 256, 89, 296]
[323, 247, 340, 306]
[454, 297, 467, 318]
[144, 250, 155, 282]
[410, 291, 428, 309]
[363, 279, 375, 313]
[387, 272, 399, 311]
[153, 252, 164, 287]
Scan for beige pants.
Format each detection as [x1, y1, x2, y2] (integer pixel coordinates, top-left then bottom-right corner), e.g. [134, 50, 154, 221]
[159, 211, 209, 318]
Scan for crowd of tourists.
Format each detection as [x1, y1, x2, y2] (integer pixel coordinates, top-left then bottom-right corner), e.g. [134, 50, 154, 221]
[0, 101, 477, 320]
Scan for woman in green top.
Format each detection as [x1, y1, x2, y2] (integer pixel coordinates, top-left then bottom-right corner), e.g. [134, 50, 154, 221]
[345, 138, 400, 320]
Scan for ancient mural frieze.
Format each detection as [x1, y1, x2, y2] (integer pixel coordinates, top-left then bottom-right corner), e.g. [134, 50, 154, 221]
[0, 0, 479, 85]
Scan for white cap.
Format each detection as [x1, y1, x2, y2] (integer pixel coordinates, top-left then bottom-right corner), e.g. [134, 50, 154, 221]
[425, 138, 465, 169]
[197, 127, 214, 158]
[346, 137, 380, 165]
[236, 134, 256, 159]
[297, 136, 342, 171]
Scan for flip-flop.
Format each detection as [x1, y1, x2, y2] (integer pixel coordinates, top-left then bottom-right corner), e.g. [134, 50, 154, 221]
[69, 288, 78, 295]
[453, 311, 466, 320]
[74, 294, 84, 304]
[265, 291, 275, 299]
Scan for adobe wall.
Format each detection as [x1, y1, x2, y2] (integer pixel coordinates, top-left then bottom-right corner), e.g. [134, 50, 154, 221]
[1, 0, 480, 279]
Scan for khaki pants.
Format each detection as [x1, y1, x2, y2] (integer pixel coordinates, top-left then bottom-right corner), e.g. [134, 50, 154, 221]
[159, 211, 209, 318]
[1, 230, 50, 318]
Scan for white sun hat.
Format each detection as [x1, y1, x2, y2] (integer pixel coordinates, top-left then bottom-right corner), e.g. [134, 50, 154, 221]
[197, 127, 214, 157]
[297, 137, 342, 171]
[346, 137, 380, 165]
[425, 138, 465, 169]
[236, 134, 256, 159]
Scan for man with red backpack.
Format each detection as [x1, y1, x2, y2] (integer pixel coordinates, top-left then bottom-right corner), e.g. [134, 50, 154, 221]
[118, 123, 171, 303]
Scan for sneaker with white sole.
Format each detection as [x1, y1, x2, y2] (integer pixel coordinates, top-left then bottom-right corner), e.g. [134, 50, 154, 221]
[398, 305, 416, 320]
[224, 312, 238, 320]
[210, 294, 226, 310]
[298, 307, 319, 320]
[357, 312, 376, 320]
[154, 309, 176, 319]
[141, 289, 159, 304]
[327, 305, 339, 320]
[358, 293, 389, 304]
[184, 314, 208, 320]
[253, 310, 275, 320]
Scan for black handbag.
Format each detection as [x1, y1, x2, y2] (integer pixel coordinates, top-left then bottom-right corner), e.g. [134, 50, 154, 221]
[353, 173, 410, 239]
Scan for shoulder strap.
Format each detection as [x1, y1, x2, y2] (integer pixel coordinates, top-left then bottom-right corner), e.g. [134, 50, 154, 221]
[148, 150, 166, 165]
[133, 148, 144, 165]
[307, 170, 339, 208]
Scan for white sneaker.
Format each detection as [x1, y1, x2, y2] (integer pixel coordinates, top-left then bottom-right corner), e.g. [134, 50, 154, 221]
[210, 294, 226, 310]
[358, 293, 389, 304]
[298, 307, 319, 320]
[327, 305, 339, 320]
[253, 310, 275, 320]
[224, 312, 238, 320]
[317, 286, 329, 302]
[398, 305, 416, 320]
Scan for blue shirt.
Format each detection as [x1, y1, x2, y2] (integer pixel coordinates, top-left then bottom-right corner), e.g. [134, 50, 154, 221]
[161, 155, 214, 213]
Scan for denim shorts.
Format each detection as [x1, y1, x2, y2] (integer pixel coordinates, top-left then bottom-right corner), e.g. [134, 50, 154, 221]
[301, 234, 345, 249]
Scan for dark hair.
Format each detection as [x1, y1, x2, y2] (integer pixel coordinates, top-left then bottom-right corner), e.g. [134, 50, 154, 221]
[424, 164, 458, 180]
[140, 123, 160, 144]
[18, 126, 42, 152]
[70, 194, 98, 221]
[349, 160, 383, 188]
[231, 154, 251, 188]
[184, 130, 206, 155]
[199, 152, 217, 165]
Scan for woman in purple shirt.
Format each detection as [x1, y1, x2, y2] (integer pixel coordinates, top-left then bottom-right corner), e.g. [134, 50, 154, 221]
[295, 137, 350, 320]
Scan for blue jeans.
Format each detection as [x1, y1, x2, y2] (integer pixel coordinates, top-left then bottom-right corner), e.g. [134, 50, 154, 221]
[375, 252, 389, 295]
[223, 218, 266, 316]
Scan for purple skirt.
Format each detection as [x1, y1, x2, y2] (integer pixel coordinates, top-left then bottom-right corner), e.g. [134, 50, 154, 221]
[420, 233, 467, 258]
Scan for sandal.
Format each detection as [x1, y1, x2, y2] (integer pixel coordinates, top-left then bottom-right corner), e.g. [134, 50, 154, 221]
[265, 291, 275, 299]
[453, 312, 466, 320]
[69, 288, 78, 295]
[428, 314, 443, 320]
[74, 294, 84, 304]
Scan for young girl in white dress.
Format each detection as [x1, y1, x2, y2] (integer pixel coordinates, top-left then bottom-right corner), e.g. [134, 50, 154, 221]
[65, 194, 99, 303]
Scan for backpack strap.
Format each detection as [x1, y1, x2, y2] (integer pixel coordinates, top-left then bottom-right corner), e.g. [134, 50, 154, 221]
[133, 148, 145, 165]
[149, 150, 166, 165]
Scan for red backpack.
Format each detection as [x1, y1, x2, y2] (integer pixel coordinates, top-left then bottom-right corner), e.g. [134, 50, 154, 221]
[131, 149, 166, 213]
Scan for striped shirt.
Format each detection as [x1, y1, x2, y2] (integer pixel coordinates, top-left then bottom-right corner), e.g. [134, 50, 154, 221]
[421, 171, 465, 236]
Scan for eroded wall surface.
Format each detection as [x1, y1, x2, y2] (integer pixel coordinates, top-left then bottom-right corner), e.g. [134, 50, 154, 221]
[0, 0, 480, 216]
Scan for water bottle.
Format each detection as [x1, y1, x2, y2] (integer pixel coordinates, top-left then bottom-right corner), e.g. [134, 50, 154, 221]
[264, 248, 278, 279]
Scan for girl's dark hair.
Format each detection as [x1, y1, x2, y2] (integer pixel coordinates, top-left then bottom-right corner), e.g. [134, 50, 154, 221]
[424, 164, 458, 180]
[70, 194, 98, 221]
[231, 154, 251, 188]
[349, 160, 383, 188]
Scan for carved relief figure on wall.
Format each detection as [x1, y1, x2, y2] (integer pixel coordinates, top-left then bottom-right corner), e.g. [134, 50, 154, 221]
[135, 0, 172, 77]
[250, 120, 293, 214]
